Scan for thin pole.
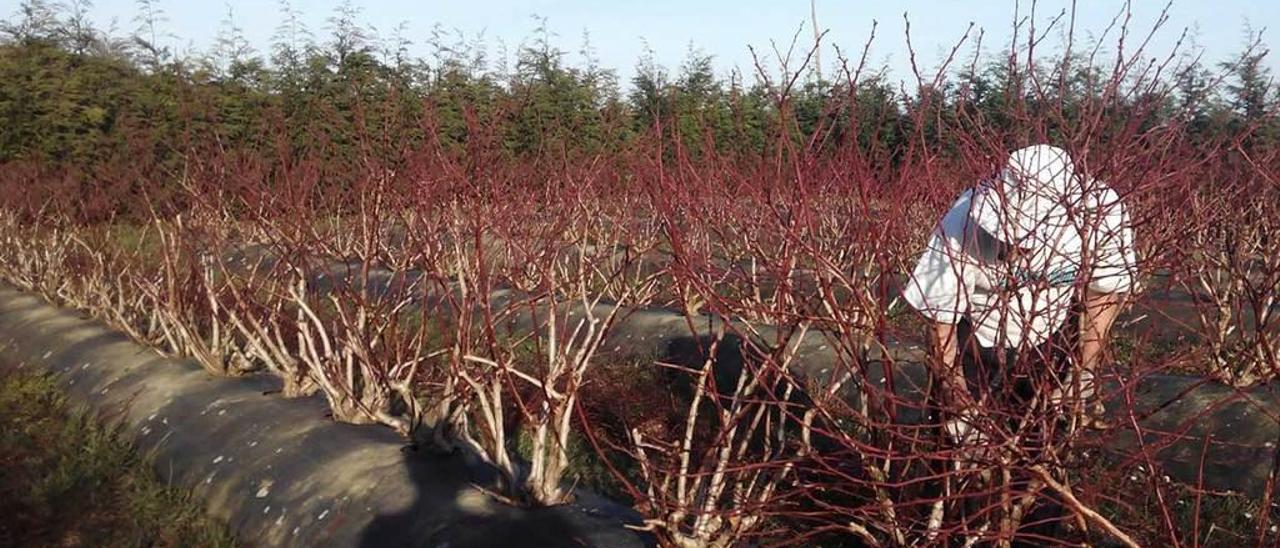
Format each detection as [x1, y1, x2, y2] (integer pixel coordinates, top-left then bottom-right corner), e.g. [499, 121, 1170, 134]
[811, 0, 822, 80]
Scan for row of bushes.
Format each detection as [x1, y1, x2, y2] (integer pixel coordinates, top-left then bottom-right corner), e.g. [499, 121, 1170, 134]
[2, 112, 1277, 548]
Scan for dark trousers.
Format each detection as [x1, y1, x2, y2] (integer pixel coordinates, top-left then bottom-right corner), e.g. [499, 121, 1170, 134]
[950, 317, 1080, 543]
[954, 315, 1078, 411]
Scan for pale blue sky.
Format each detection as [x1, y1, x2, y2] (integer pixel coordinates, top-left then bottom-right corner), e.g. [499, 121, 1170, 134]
[7, 1, 1278, 87]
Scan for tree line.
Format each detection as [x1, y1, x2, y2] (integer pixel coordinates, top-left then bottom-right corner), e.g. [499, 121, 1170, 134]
[1, 0, 1276, 175]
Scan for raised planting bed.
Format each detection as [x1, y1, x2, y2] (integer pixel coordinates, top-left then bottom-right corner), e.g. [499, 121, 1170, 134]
[220, 248, 1280, 497]
[0, 285, 648, 548]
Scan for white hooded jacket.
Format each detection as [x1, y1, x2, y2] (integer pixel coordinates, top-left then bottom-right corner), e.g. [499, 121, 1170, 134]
[901, 145, 1137, 349]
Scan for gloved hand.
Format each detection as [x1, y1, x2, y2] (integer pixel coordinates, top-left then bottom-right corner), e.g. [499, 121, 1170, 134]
[942, 408, 987, 447]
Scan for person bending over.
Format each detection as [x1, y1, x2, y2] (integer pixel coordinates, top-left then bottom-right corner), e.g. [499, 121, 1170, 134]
[901, 144, 1136, 444]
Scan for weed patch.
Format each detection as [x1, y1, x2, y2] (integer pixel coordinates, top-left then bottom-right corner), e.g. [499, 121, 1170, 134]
[0, 366, 236, 548]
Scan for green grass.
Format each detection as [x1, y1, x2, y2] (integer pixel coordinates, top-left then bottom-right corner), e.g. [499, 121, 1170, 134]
[1086, 459, 1280, 547]
[0, 367, 237, 548]
[104, 222, 161, 257]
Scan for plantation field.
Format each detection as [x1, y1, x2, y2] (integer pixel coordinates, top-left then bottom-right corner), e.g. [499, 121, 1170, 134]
[3, 2, 1280, 545]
